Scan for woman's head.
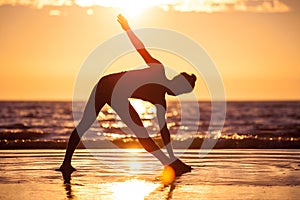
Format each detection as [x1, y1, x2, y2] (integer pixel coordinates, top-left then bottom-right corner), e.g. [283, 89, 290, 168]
[168, 72, 197, 96]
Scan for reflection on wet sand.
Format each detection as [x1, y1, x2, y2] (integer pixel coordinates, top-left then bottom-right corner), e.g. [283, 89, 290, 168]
[110, 179, 160, 200]
[64, 184, 74, 199]
[148, 181, 177, 200]
[0, 149, 299, 200]
[62, 148, 180, 199]
[63, 178, 178, 200]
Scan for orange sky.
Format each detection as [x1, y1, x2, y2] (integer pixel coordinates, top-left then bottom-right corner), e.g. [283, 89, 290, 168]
[0, 0, 299, 100]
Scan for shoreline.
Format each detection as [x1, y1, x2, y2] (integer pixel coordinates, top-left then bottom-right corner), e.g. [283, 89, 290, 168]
[1, 138, 299, 149]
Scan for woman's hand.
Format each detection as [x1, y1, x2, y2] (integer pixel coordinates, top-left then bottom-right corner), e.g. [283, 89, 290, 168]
[117, 14, 130, 31]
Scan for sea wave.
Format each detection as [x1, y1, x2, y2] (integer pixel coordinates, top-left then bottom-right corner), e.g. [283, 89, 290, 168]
[0, 101, 299, 149]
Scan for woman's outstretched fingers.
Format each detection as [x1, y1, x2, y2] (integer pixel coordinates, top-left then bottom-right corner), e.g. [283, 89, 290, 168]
[117, 14, 130, 31]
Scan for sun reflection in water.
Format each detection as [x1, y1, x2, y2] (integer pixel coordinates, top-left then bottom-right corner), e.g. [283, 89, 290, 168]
[110, 179, 159, 200]
[130, 99, 155, 116]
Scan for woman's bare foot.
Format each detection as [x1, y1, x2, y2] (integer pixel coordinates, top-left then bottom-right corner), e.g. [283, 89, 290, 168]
[56, 163, 76, 184]
[169, 158, 192, 176]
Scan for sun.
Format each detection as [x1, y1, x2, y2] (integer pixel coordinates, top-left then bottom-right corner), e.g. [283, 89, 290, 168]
[119, 5, 143, 18]
[116, 0, 153, 18]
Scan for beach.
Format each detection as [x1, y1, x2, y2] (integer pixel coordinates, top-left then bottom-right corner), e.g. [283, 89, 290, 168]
[2, 1, 300, 199]
[0, 149, 299, 200]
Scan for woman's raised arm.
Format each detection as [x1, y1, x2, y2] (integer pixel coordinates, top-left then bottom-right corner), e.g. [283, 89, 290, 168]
[117, 14, 161, 66]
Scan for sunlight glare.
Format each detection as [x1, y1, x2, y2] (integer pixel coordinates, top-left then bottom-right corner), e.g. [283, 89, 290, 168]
[115, 0, 155, 18]
[111, 179, 159, 200]
[161, 166, 175, 185]
[130, 99, 147, 115]
[86, 8, 94, 15]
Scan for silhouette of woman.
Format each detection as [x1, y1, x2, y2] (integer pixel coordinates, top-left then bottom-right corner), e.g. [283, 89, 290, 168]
[58, 14, 197, 183]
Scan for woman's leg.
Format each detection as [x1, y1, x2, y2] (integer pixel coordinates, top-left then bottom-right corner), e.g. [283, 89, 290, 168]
[63, 85, 106, 165]
[111, 100, 191, 176]
[111, 100, 171, 165]
[59, 85, 106, 183]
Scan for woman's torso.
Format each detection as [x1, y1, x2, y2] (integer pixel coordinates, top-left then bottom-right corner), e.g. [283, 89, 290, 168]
[98, 66, 170, 105]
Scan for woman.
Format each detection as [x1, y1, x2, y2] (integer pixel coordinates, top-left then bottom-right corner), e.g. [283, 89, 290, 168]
[58, 14, 197, 183]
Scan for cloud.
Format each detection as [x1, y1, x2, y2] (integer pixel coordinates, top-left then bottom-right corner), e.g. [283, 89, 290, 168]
[0, 0, 290, 13]
[171, 0, 290, 13]
[0, 0, 72, 8]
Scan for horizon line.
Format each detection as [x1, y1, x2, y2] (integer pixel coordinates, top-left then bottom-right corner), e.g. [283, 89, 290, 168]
[0, 99, 299, 102]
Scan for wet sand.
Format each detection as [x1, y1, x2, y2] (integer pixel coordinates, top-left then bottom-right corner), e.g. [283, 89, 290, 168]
[0, 149, 299, 200]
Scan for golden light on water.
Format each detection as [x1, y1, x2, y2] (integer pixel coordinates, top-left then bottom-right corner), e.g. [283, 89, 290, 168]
[130, 99, 148, 115]
[111, 179, 159, 200]
[129, 99, 156, 117]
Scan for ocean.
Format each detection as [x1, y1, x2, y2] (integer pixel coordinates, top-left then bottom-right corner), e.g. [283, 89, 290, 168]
[0, 101, 299, 149]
